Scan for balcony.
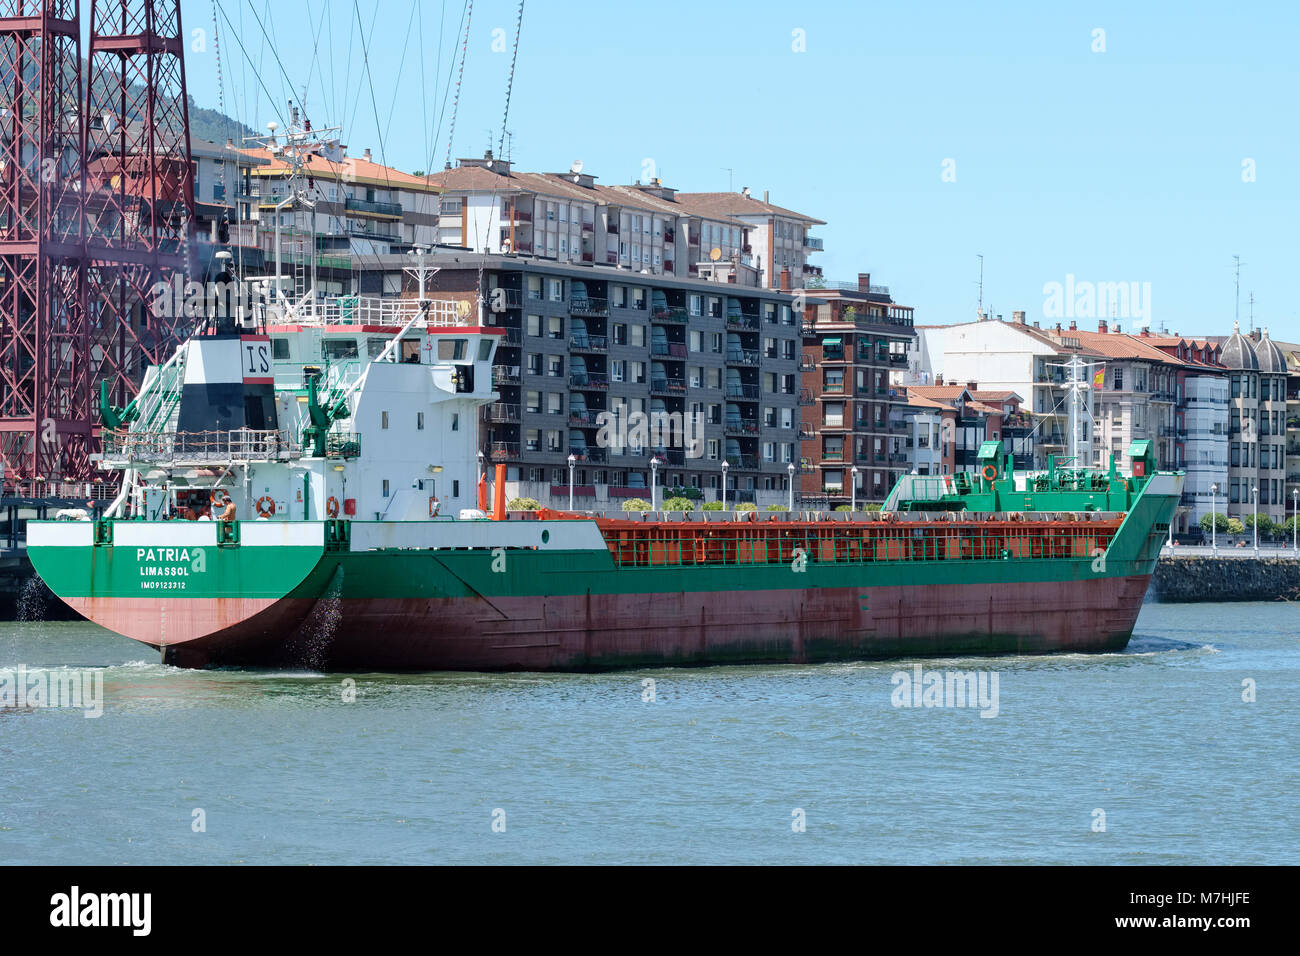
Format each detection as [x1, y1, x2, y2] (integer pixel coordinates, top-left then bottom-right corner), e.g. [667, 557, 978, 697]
[726, 455, 759, 470]
[489, 441, 519, 460]
[726, 383, 761, 401]
[798, 423, 816, 440]
[888, 353, 908, 366]
[726, 313, 760, 331]
[345, 196, 402, 217]
[799, 353, 816, 371]
[821, 381, 846, 394]
[570, 296, 609, 317]
[498, 328, 522, 347]
[798, 388, 814, 405]
[493, 366, 521, 385]
[570, 447, 607, 463]
[569, 334, 608, 353]
[821, 449, 845, 462]
[650, 377, 686, 395]
[483, 403, 520, 424]
[804, 235, 824, 251]
[651, 306, 689, 324]
[570, 373, 608, 390]
[569, 409, 604, 427]
[725, 418, 759, 436]
[660, 343, 691, 360]
[726, 348, 761, 367]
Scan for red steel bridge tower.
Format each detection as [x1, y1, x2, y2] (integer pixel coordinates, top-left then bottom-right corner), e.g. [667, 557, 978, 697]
[0, 0, 193, 496]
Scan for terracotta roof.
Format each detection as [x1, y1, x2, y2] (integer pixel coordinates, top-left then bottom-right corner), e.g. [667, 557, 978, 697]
[673, 191, 825, 225]
[241, 148, 440, 192]
[969, 389, 1021, 403]
[904, 394, 947, 410]
[1063, 330, 1185, 364]
[907, 385, 969, 401]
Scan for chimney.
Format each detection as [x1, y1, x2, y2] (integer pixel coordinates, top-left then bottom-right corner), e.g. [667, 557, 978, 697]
[362, 147, 372, 163]
[966, 380, 978, 391]
[858, 273, 871, 292]
[779, 268, 791, 292]
[1012, 310, 1025, 325]
[1055, 323, 1063, 333]
[763, 190, 769, 203]
[996, 314, 1003, 322]
[1114, 322, 1121, 334]
[1139, 327, 1150, 337]
[741, 186, 750, 198]
[936, 374, 944, 386]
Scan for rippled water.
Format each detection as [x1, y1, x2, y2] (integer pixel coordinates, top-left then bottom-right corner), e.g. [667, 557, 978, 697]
[1, 602, 1296, 864]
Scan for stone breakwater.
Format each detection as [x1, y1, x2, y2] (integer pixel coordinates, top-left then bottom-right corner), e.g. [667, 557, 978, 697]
[1149, 554, 1300, 603]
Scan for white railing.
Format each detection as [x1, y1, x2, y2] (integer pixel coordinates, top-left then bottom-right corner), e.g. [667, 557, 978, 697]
[102, 429, 300, 463]
[287, 295, 473, 328]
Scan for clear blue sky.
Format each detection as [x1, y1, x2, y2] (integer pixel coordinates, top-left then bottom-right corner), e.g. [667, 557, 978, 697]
[181, 0, 1300, 339]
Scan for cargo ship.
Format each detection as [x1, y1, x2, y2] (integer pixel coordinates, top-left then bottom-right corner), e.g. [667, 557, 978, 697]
[25, 279, 1182, 670]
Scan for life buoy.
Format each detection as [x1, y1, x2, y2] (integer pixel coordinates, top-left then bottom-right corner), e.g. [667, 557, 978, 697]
[429, 496, 440, 517]
[326, 496, 340, 518]
[256, 496, 275, 518]
[981, 464, 998, 481]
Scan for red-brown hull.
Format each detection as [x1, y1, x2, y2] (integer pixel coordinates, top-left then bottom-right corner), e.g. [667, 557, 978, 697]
[159, 573, 1151, 670]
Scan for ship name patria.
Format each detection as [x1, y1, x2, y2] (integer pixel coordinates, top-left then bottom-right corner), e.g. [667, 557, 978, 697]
[136, 547, 202, 577]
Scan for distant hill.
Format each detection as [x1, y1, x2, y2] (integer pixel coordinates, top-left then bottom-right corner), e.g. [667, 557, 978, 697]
[188, 99, 257, 147]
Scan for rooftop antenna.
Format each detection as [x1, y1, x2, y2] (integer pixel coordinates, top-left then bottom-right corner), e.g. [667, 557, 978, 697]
[976, 253, 984, 320]
[1233, 254, 1244, 329]
[1249, 292, 1255, 332]
[722, 167, 733, 191]
[503, 130, 514, 162]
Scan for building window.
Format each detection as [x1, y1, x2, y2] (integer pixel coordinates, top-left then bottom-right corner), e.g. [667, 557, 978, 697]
[381, 411, 389, 429]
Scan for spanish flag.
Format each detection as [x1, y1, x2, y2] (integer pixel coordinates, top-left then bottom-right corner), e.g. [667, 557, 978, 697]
[1092, 367, 1105, 388]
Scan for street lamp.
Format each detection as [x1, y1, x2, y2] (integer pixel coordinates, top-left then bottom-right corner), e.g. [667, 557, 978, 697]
[787, 461, 795, 512]
[650, 456, 661, 512]
[1293, 487, 1298, 556]
[1210, 483, 1218, 556]
[721, 460, 730, 513]
[567, 453, 577, 511]
[1253, 484, 1259, 556]
[850, 465, 859, 514]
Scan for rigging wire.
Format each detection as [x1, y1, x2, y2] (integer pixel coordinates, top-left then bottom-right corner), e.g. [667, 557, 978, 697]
[444, 0, 474, 170]
[498, 0, 524, 156]
[426, 0, 469, 175]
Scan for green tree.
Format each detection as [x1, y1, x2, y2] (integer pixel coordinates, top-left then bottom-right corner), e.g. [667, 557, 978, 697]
[1242, 513, 1276, 537]
[621, 498, 652, 512]
[736, 501, 757, 511]
[1199, 512, 1230, 535]
[662, 496, 695, 511]
[701, 501, 724, 511]
[1227, 518, 1245, 535]
[766, 504, 789, 512]
[507, 497, 540, 511]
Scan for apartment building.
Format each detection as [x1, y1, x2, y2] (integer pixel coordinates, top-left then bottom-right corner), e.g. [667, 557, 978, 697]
[798, 274, 916, 504]
[424, 153, 823, 286]
[239, 144, 442, 275]
[672, 189, 825, 288]
[417, 254, 804, 509]
[1219, 324, 1289, 524]
[1143, 333, 1228, 531]
[916, 313, 1103, 468]
[899, 386, 1032, 476]
[1043, 321, 1184, 473]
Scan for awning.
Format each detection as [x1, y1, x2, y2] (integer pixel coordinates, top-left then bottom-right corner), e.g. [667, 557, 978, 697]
[822, 337, 842, 347]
